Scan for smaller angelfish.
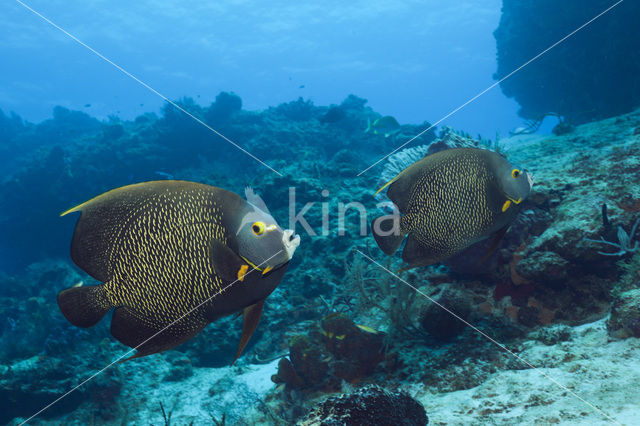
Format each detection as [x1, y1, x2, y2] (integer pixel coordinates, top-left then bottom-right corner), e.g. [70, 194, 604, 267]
[372, 148, 533, 269]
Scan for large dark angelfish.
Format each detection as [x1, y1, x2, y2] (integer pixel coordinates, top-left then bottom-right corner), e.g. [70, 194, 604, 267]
[57, 180, 300, 362]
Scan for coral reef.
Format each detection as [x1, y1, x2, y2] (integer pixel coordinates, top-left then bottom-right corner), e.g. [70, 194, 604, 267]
[0, 94, 639, 423]
[271, 313, 386, 392]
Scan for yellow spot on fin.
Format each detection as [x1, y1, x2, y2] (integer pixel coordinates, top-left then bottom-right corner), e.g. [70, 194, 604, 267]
[237, 264, 249, 281]
[502, 200, 511, 212]
[262, 266, 273, 275]
[336, 334, 346, 340]
[356, 324, 378, 334]
[374, 175, 400, 196]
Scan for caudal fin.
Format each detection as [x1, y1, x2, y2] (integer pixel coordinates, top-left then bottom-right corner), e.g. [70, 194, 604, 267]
[57, 285, 112, 328]
[371, 215, 405, 255]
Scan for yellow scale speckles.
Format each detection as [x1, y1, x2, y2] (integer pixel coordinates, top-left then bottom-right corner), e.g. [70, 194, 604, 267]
[55, 180, 297, 362]
[372, 148, 532, 270]
[404, 154, 497, 259]
[103, 188, 224, 329]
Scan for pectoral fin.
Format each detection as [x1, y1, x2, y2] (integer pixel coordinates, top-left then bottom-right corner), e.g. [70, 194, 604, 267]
[232, 300, 265, 365]
[477, 225, 509, 264]
[210, 238, 246, 282]
[402, 234, 441, 267]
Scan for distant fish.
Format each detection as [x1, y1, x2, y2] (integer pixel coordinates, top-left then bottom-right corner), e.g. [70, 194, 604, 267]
[299, 85, 305, 89]
[320, 106, 346, 124]
[356, 324, 378, 334]
[155, 171, 174, 179]
[366, 116, 400, 137]
[372, 148, 533, 269]
[84, 104, 91, 108]
[510, 126, 529, 136]
[57, 181, 300, 362]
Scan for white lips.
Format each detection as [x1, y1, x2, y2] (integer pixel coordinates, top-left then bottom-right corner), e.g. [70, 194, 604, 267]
[282, 229, 300, 260]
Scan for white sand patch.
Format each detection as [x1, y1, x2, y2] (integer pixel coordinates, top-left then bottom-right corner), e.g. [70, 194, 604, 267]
[500, 134, 548, 152]
[121, 359, 279, 424]
[410, 319, 640, 425]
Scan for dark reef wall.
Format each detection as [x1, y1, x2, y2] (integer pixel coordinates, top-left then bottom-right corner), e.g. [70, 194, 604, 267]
[494, 0, 640, 125]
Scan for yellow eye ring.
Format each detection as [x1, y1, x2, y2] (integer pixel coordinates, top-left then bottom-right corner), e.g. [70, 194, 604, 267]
[251, 221, 266, 236]
[511, 169, 520, 179]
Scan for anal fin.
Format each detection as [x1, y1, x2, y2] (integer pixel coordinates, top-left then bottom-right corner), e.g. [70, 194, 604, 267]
[232, 300, 265, 365]
[401, 234, 443, 268]
[110, 307, 205, 362]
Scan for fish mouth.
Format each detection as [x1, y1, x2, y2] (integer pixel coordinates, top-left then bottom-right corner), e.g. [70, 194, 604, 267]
[282, 229, 300, 260]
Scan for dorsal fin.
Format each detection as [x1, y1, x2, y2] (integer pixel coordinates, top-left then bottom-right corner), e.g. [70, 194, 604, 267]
[385, 150, 461, 213]
[244, 187, 270, 214]
[61, 181, 227, 282]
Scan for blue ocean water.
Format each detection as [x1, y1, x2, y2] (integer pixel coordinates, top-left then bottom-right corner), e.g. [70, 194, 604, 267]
[1, 0, 639, 424]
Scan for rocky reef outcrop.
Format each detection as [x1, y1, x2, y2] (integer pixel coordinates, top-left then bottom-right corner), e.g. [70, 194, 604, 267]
[607, 288, 640, 339]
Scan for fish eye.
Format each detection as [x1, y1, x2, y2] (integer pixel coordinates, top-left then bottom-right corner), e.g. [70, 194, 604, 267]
[511, 169, 520, 179]
[251, 222, 266, 236]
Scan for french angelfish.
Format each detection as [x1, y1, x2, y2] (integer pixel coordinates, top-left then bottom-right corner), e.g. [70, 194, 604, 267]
[57, 180, 300, 363]
[372, 148, 533, 269]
